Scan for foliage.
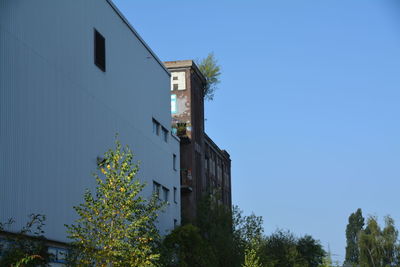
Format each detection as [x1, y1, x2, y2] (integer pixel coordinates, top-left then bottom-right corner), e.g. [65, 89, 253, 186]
[65, 138, 163, 266]
[233, 205, 264, 245]
[345, 208, 365, 265]
[159, 224, 216, 267]
[358, 215, 400, 267]
[297, 235, 325, 267]
[319, 248, 333, 267]
[0, 214, 51, 267]
[258, 230, 325, 267]
[196, 193, 237, 267]
[259, 230, 304, 267]
[197, 52, 221, 101]
[243, 246, 263, 267]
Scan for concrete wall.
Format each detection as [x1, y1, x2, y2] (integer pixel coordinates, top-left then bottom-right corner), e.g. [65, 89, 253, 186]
[0, 0, 180, 242]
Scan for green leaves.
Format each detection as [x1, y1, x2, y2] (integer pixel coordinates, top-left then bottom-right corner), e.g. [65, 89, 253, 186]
[345, 208, 365, 265]
[243, 247, 263, 267]
[197, 52, 221, 101]
[358, 215, 400, 267]
[0, 214, 51, 267]
[65, 137, 163, 266]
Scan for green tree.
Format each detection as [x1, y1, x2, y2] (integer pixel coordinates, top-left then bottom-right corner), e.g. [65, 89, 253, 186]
[159, 224, 217, 267]
[243, 246, 263, 267]
[197, 52, 221, 101]
[259, 230, 325, 267]
[345, 208, 365, 266]
[358, 215, 400, 267]
[259, 230, 304, 267]
[319, 246, 333, 267]
[196, 194, 237, 267]
[65, 138, 163, 266]
[0, 214, 51, 267]
[233, 205, 264, 245]
[297, 235, 325, 267]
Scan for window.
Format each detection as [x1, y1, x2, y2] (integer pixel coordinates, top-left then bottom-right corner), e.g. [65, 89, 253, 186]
[173, 187, 177, 203]
[173, 154, 177, 171]
[94, 29, 106, 71]
[174, 219, 178, 228]
[162, 127, 168, 142]
[152, 119, 160, 136]
[173, 84, 179, 90]
[162, 186, 169, 202]
[153, 181, 161, 199]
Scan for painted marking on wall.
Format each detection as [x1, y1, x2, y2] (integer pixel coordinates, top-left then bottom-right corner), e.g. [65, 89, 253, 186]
[171, 94, 177, 114]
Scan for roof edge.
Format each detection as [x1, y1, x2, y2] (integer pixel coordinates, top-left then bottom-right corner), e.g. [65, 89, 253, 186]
[106, 0, 170, 76]
[204, 133, 231, 160]
[164, 60, 206, 85]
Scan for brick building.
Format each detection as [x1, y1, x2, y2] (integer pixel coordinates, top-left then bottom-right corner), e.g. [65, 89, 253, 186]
[165, 60, 232, 223]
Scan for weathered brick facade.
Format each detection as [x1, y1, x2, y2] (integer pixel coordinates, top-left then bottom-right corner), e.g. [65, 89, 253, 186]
[165, 60, 232, 223]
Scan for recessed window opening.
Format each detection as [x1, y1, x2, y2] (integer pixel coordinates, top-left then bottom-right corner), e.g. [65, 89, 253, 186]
[162, 186, 169, 202]
[162, 127, 168, 142]
[153, 181, 161, 199]
[173, 154, 177, 171]
[173, 187, 177, 203]
[94, 29, 106, 71]
[152, 119, 160, 136]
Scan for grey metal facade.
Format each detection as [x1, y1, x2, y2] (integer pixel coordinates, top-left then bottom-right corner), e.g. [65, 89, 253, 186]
[0, 0, 180, 243]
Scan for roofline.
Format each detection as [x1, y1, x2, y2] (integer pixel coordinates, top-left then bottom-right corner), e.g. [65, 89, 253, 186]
[106, 0, 170, 76]
[204, 133, 231, 160]
[164, 60, 206, 85]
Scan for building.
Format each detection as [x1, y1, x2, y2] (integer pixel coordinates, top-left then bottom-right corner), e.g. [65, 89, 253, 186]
[165, 60, 232, 223]
[0, 0, 180, 260]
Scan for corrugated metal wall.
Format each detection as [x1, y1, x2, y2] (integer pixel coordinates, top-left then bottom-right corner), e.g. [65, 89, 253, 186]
[0, 0, 180, 242]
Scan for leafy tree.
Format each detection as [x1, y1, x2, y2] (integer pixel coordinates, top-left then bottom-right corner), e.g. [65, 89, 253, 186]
[243, 246, 263, 267]
[233, 205, 264, 245]
[159, 224, 217, 267]
[358, 215, 400, 267]
[0, 214, 51, 267]
[296, 235, 325, 267]
[197, 52, 221, 101]
[345, 208, 365, 266]
[320, 247, 333, 267]
[259, 230, 304, 267]
[232, 205, 264, 266]
[258, 230, 325, 267]
[196, 194, 238, 267]
[65, 138, 163, 266]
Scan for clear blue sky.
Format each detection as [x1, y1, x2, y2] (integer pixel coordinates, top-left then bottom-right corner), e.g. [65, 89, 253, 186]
[113, 0, 400, 263]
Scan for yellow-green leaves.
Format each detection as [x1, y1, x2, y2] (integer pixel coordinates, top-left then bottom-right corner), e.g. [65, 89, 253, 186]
[65, 137, 163, 266]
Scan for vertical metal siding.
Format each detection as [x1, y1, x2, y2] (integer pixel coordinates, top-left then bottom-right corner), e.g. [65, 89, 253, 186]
[0, 0, 180, 242]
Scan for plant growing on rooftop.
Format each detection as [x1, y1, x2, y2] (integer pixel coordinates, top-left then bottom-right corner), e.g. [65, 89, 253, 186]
[197, 52, 221, 101]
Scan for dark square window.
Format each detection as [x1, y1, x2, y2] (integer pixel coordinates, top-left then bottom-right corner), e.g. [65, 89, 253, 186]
[94, 29, 106, 72]
[173, 76, 178, 80]
[173, 84, 179, 90]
